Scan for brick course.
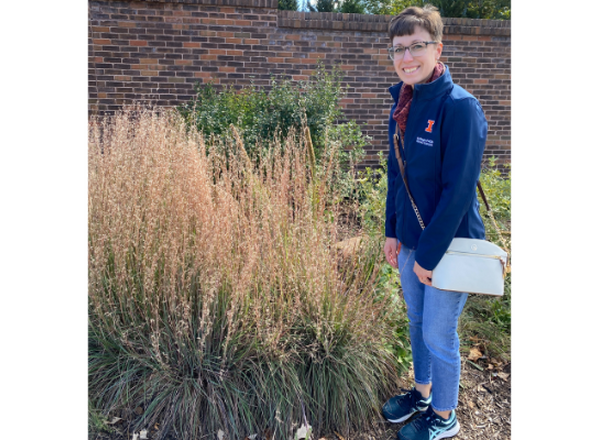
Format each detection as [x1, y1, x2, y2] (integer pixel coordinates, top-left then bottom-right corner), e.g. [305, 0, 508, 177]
[89, 0, 511, 167]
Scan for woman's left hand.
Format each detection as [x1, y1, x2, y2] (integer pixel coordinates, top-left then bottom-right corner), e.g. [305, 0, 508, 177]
[413, 261, 433, 286]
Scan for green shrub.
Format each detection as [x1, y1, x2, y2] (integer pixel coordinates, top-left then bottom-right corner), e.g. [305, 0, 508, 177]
[355, 152, 388, 240]
[478, 157, 511, 247]
[88, 108, 402, 440]
[177, 63, 368, 200]
[355, 153, 412, 372]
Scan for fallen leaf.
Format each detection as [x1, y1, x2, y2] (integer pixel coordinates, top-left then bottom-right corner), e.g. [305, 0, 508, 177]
[108, 417, 123, 425]
[468, 346, 483, 362]
[140, 429, 148, 439]
[132, 434, 139, 440]
[296, 423, 311, 440]
[334, 431, 345, 440]
[497, 372, 509, 382]
[218, 430, 225, 440]
[135, 407, 143, 415]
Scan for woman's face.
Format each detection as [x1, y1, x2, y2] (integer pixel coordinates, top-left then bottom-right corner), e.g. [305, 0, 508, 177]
[392, 26, 443, 87]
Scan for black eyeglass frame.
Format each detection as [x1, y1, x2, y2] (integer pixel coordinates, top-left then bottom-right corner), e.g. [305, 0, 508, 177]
[387, 41, 438, 60]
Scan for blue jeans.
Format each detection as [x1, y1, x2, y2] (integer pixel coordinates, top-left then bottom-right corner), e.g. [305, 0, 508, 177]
[397, 244, 468, 412]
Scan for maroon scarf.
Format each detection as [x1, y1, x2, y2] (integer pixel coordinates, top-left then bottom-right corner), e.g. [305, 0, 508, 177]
[393, 62, 445, 134]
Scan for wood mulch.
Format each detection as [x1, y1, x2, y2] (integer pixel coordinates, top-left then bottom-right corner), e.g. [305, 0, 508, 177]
[371, 357, 511, 440]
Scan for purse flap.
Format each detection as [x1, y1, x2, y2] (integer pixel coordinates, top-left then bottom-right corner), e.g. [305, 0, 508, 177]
[447, 238, 507, 259]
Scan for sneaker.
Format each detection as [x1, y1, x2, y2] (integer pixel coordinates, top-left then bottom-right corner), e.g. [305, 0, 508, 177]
[398, 407, 460, 440]
[382, 388, 432, 423]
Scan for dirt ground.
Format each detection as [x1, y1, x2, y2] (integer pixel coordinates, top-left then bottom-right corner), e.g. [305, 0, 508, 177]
[90, 355, 510, 440]
[451, 359, 511, 439]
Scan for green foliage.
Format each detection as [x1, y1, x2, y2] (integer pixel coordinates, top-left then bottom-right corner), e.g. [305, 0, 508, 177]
[356, 152, 389, 240]
[360, 0, 395, 14]
[376, 263, 413, 372]
[278, 0, 299, 10]
[465, 0, 510, 19]
[315, 0, 337, 12]
[339, 0, 366, 13]
[355, 152, 412, 372]
[177, 63, 368, 200]
[478, 157, 511, 246]
[180, 64, 334, 154]
[421, 0, 467, 18]
[369, 0, 510, 19]
[309, 0, 510, 18]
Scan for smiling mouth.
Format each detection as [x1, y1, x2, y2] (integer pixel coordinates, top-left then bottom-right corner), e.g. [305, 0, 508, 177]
[403, 66, 419, 74]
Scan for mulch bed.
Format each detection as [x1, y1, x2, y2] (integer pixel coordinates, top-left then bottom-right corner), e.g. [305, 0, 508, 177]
[375, 358, 511, 440]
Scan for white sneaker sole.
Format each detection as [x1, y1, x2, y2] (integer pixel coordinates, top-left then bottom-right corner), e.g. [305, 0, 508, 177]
[432, 421, 460, 439]
[385, 408, 425, 424]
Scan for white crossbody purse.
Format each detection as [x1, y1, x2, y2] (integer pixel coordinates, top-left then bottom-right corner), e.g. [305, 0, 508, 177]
[431, 237, 507, 296]
[393, 125, 510, 296]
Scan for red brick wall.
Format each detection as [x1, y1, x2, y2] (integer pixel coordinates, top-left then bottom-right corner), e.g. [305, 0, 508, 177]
[89, 0, 511, 167]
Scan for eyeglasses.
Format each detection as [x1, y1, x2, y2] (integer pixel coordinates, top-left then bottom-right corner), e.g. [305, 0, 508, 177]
[387, 41, 438, 61]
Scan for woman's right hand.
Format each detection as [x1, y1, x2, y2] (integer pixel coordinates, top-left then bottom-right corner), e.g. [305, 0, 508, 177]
[384, 237, 399, 268]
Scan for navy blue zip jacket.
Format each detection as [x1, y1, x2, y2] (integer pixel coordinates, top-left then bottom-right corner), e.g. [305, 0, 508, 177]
[385, 66, 487, 271]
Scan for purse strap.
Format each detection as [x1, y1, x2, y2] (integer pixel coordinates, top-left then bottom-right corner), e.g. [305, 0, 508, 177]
[393, 125, 426, 230]
[392, 124, 511, 272]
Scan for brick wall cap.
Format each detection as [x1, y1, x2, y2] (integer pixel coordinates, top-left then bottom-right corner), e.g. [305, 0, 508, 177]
[100, 0, 279, 8]
[279, 11, 509, 35]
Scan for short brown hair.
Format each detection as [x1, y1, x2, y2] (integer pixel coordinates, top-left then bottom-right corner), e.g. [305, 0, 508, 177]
[388, 5, 443, 43]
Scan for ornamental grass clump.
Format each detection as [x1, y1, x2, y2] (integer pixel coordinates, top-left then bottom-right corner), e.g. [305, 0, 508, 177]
[88, 107, 402, 440]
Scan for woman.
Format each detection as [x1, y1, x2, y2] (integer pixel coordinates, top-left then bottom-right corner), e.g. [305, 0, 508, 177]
[381, 5, 488, 440]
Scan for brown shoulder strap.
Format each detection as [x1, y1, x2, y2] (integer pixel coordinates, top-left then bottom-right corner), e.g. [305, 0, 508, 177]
[477, 180, 490, 212]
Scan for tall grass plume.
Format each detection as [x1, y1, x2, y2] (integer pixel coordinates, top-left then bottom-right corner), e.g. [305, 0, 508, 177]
[88, 106, 402, 440]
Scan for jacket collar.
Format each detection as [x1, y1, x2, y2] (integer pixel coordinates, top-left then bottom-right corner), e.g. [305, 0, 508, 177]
[389, 65, 453, 104]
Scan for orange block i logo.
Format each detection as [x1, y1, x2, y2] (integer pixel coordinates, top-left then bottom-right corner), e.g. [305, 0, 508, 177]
[425, 120, 435, 133]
